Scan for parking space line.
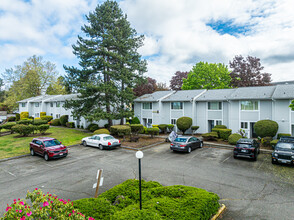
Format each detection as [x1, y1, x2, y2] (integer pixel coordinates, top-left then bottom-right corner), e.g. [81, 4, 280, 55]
[221, 155, 231, 163]
[1, 168, 16, 177]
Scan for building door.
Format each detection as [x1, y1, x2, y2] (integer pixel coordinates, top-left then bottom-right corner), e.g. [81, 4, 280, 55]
[250, 122, 257, 138]
[208, 120, 214, 132]
[292, 125, 294, 136]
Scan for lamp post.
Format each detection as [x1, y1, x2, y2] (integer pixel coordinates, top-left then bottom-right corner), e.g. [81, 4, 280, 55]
[129, 117, 132, 124]
[135, 150, 144, 210]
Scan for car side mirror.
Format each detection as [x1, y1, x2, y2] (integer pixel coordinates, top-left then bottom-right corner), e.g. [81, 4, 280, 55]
[41, 144, 44, 147]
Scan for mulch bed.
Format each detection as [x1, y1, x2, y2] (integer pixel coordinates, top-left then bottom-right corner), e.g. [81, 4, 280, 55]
[121, 136, 164, 149]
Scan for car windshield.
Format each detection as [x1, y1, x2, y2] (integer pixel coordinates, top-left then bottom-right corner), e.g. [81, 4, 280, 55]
[43, 139, 61, 147]
[237, 144, 251, 148]
[103, 136, 115, 141]
[276, 143, 294, 151]
[174, 138, 187, 142]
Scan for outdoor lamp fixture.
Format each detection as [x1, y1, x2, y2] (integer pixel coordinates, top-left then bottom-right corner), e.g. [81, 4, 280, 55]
[135, 150, 144, 210]
[129, 117, 132, 124]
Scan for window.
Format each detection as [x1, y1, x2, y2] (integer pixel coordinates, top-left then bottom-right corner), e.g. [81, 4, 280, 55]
[208, 102, 222, 110]
[56, 102, 60, 108]
[241, 122, 248, 129]
[35, 102, 39, 107]
[50, 113, 53, 116]
[171, 119, 177, 125]
[143, 118, 152, 127]
[241, 101, 258, 110]
[171, 102, 183, 110]
[215, 120, 222, 125]
[56, 114, 60, 119]
[50, 102, 53, 107]
[142, 102, 152, 110]
[21, 103, 26, 107]
[35, 113, 39, 118]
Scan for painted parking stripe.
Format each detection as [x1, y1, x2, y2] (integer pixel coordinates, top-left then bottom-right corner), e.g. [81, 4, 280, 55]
[1, 168, 16, 177]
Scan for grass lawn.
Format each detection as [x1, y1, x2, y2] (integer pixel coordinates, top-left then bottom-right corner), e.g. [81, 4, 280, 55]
[0, 127, 91, 160]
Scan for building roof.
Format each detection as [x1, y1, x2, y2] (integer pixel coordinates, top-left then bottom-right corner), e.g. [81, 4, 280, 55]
[18, 94, 79, 103]
[272, 84, 294, 99]
[229, 86, 276, 100]
[134, 91, 174, 102]
[162, 89, 206, 102]
[17, 95, 46, 103]
[197, 88, 236, 101]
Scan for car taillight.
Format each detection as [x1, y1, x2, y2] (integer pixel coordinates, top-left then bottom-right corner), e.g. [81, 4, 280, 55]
[108, 142, 111, 146]
[179, 145, 186, 147]
[119, 140, 121, 143]
[250, 148, 255, 151]
[171, 143, 174, 146]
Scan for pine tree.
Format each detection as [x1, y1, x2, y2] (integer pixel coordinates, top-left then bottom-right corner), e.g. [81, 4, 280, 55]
[64, 0, 146, 125]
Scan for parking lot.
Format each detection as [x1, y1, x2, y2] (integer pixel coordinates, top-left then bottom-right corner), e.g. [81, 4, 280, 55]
[1, 143, 294, 219]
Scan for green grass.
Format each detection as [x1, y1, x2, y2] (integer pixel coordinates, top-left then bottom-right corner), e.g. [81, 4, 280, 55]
[0, 127, 91, 159]
[73, 179, 220, 220]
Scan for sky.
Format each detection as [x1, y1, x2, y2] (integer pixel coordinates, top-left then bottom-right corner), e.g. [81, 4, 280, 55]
[1, 0, 294, 86]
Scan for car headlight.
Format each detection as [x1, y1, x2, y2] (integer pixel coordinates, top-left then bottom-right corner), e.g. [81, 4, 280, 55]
[48, 150, 54, 153]
[274, 153, 278, 157]
[291, 155, 294, 159]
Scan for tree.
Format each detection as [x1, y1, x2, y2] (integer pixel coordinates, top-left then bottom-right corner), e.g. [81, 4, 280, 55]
[156, 82, 169, 91]
[46, 76, 67, 95]
[0, 78, 5, 103]
[64, 0, 146, 126]
[182, 62, 231, 90]
[170, 71, 188, 91]
[133, 77, 157, 97]
[229, 55, 272, 87]
[2, 55, 58, 110]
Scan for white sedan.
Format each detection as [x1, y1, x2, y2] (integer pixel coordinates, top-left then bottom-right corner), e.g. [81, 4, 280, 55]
[81, 134, 121, 150]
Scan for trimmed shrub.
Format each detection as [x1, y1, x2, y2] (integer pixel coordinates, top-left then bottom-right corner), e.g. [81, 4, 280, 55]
[158, 124, 168, 134]
[32, 119, 47, 125]
[191, 126, 199, 132]
[131, 117, 140, 124]
[110, 125, 131, 140]
[218, 129, 232, 140]
[41, 115, 53, 122]
[7, 116, 16, 121]
[202, 132, 218, 141]
[104, 123, 109, 129]
[152, 124, 159, 128]
[147, 127, 159, 138]
[37, 124, 50, 134]
[40, 112, 46, 117]
[11, 124, 34, 136]
[130, 124, 144, 135]
[270, 139, 279, 148]
[277, 133, 291, 139]
[167, 124, 174, 132]
[66, 122, 75, 128]
[261, 136, 272, 147]
[87, 123, 99, 132]
[254, 120, 278, 138]
[60, 115, 69, 126]
[176, 117, 192, 134]
[51, 119, 61, 126]
[15, 113, 20, 121]
[35, 117, 41, 120]
[228, 133, 242, 145]
[94, 129, 110, 135]
[1, 122, 16, 131]
[140, 126, 147, 134]
[214, 125, 227, 129]
[17, 119, 33, 125]
[20, 111, 29, 120]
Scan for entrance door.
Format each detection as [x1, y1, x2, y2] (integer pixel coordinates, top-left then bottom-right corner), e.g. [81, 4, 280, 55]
[208, 120, 214, 132]
[250, 122, 257, 138]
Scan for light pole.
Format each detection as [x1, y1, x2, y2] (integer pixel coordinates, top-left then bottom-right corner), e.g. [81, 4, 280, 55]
[135, 150, 144, 210]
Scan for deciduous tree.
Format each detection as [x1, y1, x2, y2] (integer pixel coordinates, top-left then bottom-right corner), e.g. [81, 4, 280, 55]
[170, 71, 188, 90]
[133, 77, 157, 97]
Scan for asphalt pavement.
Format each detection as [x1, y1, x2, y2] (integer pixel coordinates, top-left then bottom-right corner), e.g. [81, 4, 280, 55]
[1, 143, 294, 219]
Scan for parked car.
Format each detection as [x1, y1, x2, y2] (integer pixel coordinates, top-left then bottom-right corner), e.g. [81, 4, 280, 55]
[30, 137, 68, 161]
[82, 134, 121, 150]
[170, 136, 203, 153]
[272, 136, 294, 165]
[233, 138, 260, 161]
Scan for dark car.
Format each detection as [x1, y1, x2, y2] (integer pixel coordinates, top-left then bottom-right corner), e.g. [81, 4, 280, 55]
[30, 137, 68, 161]
[170, 136, 203, 153]
[233, 138, 260, 161]
[272, 136, 294, 165]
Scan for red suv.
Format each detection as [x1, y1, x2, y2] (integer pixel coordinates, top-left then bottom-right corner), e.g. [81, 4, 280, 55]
[30, 137, 68, 161]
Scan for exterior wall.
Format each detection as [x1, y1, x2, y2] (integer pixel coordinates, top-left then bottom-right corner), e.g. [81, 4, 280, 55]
[134, 102, 141, 122]
[152, 102, 161, 125]
[274, 100, 291, 134]
[229, 101, 239, 134]
[19, 103, 28, 113]
[161, 102, 171, 124]
[195, 102, 206, 133]
[260, 101, 272, 120]
[223, 102, 229, 127]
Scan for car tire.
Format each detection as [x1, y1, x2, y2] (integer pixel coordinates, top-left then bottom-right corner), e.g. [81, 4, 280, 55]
[234, 155, 237, 159]
[44, 153, 49, 161]
[187, 147, 191, 153]
[30, 148, 35, 156]
[82, 141, 87, 147]
[253, 155, 257, 161]
[99, 144, 104, 150]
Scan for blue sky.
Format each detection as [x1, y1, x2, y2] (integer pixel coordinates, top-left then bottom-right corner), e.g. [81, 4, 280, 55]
[1, 0, 294, 86]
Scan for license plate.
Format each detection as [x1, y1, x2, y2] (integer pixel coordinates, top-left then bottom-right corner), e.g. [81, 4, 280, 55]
[281, 160, 287, 163]
[60, 153, 63, 155]
[241, 150, 247, 153]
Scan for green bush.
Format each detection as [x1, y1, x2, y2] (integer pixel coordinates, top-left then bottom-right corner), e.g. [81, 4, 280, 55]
[218, 129, 232, 140]
[32, 119, 47, 125]
[60, 115, 69, 126]
[37, 124, 50, 134]
[40, 112, 46, 117]
[158, 124, 168, 134]
[152, 124, 159, 128]
[261, 136, 272, 147]
[11, 124, 34, 136]
[41, 115, 53, 122]
[140, 126, 147, 134]
[1, 122, 17, 131]
[202, 132, 218, 141]
[167, 124, 174, 132]
[277, 133, 291, 139]
[94, 129, 110, 135]
[131, 117, 140, 124]
[110, 125, 131, 140]
[87, 123, 99, 132]
[191, 126, 199, 132]
[228, 133, 242, 145]
[15, 113, 20, 121]
[51, 119, 61, 126]
[17, 119, 33, 125]
[176, 117, 192, 134]
[147, 127, 159, 138]
[270, 139, 279, 148]
[254, 120, 278, 138]
[66, 122, 75, 128]
[130, 124, 144, 135]
[20, 111, 29, 120]
[73, 179, 220, 220]
[214, 125, 227, 129]
[7, 116, 16, 121]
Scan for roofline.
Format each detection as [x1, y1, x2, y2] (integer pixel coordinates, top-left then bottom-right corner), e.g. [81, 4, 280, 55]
[158, 91, 175, 102]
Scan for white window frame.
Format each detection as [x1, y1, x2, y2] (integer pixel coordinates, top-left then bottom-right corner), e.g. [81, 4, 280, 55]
[240, 101, 259, 111]
[56, 102, 61, 108]
[171, 118, 177, 125]
[142, 102, 152, 110]
[35, 113, 40, 118]
[21, 103, 26, 107]
[171, 102, 183, 110]
[208, 102, 222, 111]
[35, 102, 39, 107]
[50, 102, 53, 108]
[142, 118, 152, 127]
[56, 114, 60, 119]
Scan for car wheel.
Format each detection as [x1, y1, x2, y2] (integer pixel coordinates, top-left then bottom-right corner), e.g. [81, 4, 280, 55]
[253, 155, 257, 161]
[99, 144, 104, 150]
[30, 148, 35, 156]
[187, 147, 191, 153]
[44, 153, 49, 161]
[82, 141, 87, 147]
[234, 155, 237, 159]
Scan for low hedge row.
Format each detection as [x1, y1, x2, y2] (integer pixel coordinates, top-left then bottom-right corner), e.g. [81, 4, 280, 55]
[202, 132, 218, 141]
[11, 124, 50, 136]
[94, 129, 110, 135]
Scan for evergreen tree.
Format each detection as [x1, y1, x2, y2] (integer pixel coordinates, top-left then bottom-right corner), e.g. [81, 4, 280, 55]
[64, 0, 146, 126]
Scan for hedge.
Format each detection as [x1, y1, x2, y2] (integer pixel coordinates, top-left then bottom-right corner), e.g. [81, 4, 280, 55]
[41, 115, 53, 122]
[218, 129, 232, 140]
[191, 126, 199, 132]
[254, 120, 278, 138]
[110, 125, 131, 140]
[94, 129, 110, 135]
[37, 124, 50, 134]
[40, 112, 46, 117]
[270, 139, 279, 148]
[261, 136, 272, 147]
[32, 119, 48, 125]
[60, 115, 69, 126]
[277, 133, 291, 139]
[158, 124, 168, 134]
[1, 122, 17, 131]
[202, 132, 218, 141]
[51, 119, 61, 126]
[11, 124, 34, 136]
[66, 122, 75, 128]
[87, 123, 99, 132]
[131, 117, 140, 124]
[15, 113, 20, 121]
[130, 124, 144, 135]
[228, 133, 242, 145]
[147, 127, 159, 138]
[7, 116, 16, 121]
[20, 112, 29, 120]
[176, 117, 192, 134]
[17, 119, 33, 125]
[73, 179, 220, 220]
[214, 125, 227, 129]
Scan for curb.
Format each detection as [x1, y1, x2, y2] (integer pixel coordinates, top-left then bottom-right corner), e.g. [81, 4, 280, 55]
[211, 204, 226, 220]
[120, 141, 166, 151]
